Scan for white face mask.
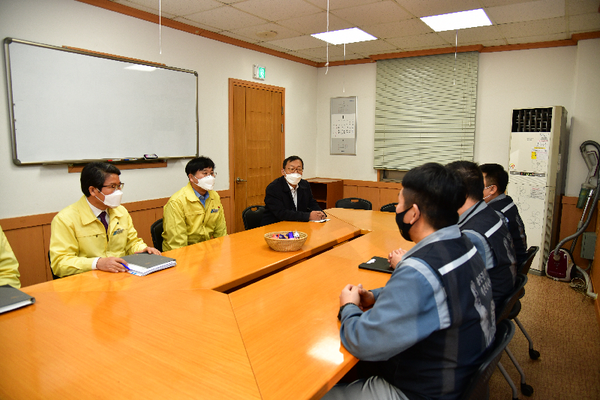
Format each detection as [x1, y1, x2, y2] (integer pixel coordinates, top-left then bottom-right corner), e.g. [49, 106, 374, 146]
[96, 190, 123, 208]
[285, 173, 302, 186]
[193, 175, 215, 191]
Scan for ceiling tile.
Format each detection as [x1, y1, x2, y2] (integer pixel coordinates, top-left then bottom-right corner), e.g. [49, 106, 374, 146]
[568, 13, 600, 33]
[112, 0, 176, 18]
[386, 32, 450, 50]
[171, 16, 221, 32]
[228, 22, 302, 41]
[264, 34, 325, 50]
[218, 30, 262, 43]
[256, 41, 290, 53]
[294, 46, 364, 62]
[332, 1, 413, 26]
[566, 0, 600, 16]
[185, 5, 268, 31]
[497, 17, 568, 37]
[480, 0, 539, 7]
[232, 0, 322, 21]
[277, 12, 354, 34]
[486, 0, 565, 24]
[437, 25, 505, 44]
[303, 0, 381, 11]
[394, 0, 482, 18]
[344, 39, 398, 55]
[363, 18, 433, 39]
[506, 32, 570, 43]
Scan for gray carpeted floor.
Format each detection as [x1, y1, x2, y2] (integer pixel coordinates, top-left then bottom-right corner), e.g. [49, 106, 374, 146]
[488, 274, 600, 400]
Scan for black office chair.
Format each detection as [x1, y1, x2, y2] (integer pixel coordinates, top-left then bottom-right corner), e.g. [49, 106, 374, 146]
[48, 251, 60, 280]
[380, 203, 397, 213]
[335, 197, 372, 210]
[242, 205, 266, 230]
[514, 246, 540, 360]
[150, 218, 164, 252]
[496, 273, 533, 398]
[459, 319, 515, 400]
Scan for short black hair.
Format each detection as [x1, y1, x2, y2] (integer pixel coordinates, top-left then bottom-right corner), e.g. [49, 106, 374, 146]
[401, 162, 466, 230]
[446, 161, 484, 201]
[283, 156, 304, 170]
[81, 162, 121, 197]
[480, 163, 509, 193]
[185, 156, 215, 176]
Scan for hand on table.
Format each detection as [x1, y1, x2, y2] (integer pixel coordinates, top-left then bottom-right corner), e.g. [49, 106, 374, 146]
[97, 257, 128, 273]
[339, 283, 375, 310]
[309, 211, 327, 221]
[388, 248, 407, 270]
[138, 247, 162, 256]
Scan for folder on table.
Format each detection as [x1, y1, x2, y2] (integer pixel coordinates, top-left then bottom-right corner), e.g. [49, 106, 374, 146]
[0, 284, 36, 314]
[121, 253, 177, 276]
[358, 256, 394, 274]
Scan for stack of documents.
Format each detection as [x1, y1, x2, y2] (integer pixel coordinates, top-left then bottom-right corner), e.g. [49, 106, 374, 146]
[121, 253, 177, 276]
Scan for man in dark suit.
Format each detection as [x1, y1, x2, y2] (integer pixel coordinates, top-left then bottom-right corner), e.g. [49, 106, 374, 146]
[261, 155, 326, 225]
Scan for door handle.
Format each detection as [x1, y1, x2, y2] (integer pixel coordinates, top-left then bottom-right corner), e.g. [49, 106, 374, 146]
[236, 177, 247, 183]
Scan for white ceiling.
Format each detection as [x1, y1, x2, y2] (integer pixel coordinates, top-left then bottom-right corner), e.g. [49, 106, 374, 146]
[111, 0, 600, 63]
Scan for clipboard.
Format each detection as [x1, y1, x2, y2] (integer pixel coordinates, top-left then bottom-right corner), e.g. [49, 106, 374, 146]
[359, 256, 393, 274]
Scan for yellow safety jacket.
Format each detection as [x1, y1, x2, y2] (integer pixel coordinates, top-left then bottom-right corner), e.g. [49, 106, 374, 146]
[49, 196, 147, 277]
[162, 183, 227, 251]
[0, 225, 21, 288]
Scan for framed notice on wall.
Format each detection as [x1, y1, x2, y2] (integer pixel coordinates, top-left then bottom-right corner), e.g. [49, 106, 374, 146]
[330, 96, 357, 155]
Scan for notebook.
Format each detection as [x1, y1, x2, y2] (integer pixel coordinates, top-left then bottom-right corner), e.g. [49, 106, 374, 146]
[358, 256, 394, 274]
[0, 284, 36, 314]
[121, 253, 177, 276]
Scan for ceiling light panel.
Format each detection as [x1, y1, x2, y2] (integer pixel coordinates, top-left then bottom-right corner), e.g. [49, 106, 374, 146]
[421, 9, 493, 32]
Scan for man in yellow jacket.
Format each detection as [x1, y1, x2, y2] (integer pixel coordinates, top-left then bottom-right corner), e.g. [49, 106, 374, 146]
[49, 162, 161, 278]
[0, 225, 21, 288]
[162, 157, 227, 251]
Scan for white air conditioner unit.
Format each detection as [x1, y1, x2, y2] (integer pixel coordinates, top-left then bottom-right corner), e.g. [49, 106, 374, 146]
[507, 106, 569, 274]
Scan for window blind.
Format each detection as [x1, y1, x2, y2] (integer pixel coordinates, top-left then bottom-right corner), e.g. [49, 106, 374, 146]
[374, 52, 479, 170]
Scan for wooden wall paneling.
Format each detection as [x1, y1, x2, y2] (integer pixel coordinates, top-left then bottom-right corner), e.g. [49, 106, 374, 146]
[379, 188, 400, 209]
[343, 186, 358, 199]
[129, 208, 158, 249]
[558, 197, 597, 269]
[4, 226, 48, 287]
[356, 187, 380, 210]
[42, 224, 53, 281]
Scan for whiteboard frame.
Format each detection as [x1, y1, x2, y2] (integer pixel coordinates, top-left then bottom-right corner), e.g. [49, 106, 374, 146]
[4, 37, 199, 165]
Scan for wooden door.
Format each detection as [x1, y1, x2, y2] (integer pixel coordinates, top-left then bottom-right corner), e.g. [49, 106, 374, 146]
[230, 79, 284, 233]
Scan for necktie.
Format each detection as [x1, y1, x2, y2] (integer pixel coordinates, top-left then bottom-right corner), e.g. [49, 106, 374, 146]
[98, 211, 108, 232]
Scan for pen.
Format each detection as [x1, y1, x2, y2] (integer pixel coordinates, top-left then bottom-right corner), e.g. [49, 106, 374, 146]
[120, 262, 130, 270]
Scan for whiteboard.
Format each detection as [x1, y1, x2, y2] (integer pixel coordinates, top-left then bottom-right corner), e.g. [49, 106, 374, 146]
[4, 38, 198, 165]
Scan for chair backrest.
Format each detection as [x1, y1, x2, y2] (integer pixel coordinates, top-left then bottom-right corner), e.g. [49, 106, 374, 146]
[335, 197, 373, 210]
[519, 246, 539, 275]
[150, 218, 164, 252]
[48, 251, 60, 280]
[496, 273, 527, 323]
[242, 205, 266, 230]
[459, 319, 515, 400]
[380, 203, 398, 213]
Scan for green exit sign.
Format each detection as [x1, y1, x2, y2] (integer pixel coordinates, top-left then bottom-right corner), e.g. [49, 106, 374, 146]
[253, 64, 266, 80]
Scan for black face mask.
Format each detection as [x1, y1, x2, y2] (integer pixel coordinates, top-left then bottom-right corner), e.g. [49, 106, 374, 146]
[396, 207, 414, 242]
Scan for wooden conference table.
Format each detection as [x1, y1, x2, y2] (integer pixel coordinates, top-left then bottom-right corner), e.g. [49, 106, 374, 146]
[0, 210, 409, 400]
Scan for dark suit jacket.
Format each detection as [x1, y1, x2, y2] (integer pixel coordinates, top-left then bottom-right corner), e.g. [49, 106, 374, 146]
[261, 176, 323, 225]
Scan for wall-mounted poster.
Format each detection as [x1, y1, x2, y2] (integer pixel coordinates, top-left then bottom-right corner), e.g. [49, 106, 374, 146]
[330, 96, 357, 155]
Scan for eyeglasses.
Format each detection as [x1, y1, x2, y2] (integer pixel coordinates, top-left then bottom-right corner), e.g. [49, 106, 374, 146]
[197, 170, 217, 178]
[285, 167, 303, 174]
[484, 184, 494, 190]
[102, 182, 125, 190]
